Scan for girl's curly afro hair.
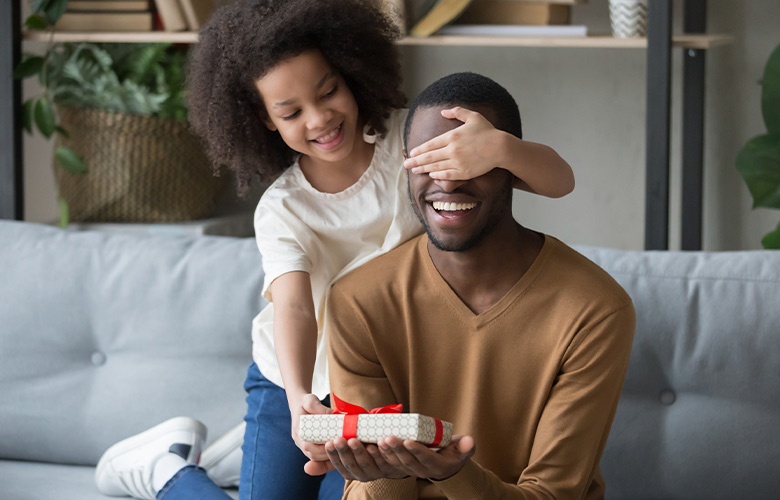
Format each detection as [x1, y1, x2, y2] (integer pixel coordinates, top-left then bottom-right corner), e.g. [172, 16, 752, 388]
[187, 0, 406, 196]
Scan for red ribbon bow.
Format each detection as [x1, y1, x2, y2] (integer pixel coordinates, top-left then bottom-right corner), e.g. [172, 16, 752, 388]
[332, 395, 402, 440]
[331, 395, 445, 447]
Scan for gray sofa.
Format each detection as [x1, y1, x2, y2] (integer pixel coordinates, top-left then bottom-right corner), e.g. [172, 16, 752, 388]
[1, 220, 779, 499]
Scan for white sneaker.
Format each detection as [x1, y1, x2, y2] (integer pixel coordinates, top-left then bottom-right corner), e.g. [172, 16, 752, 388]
[95, 416, 207, 499]
[200, 421, 245, 488]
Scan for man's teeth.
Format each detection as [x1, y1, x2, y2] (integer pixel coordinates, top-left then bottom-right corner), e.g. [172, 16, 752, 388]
[315, 126, 340, 143]
[432, 201, 477, 211]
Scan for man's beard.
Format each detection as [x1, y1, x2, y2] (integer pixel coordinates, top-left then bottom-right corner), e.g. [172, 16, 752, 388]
[408, 179, 513, 253]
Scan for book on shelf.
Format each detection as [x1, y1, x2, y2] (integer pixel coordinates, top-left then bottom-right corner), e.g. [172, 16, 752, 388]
[486, 0, 587, 4]
[177, 0, 216, 30]
[55, 11, 154, 31]
[410, 0, 474, 37]
[153, 0, 187, 31]
[438, 24, 587, 37]
[66, 0, 150, 11]
[456, 0, 571, 26]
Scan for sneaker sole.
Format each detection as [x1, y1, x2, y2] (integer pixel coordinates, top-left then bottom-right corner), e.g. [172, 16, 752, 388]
[199, 421, 245, 470]
[95, 416, 208, 488]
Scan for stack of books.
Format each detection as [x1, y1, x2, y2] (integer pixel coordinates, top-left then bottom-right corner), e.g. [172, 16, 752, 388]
[411, 0, 589, 38]
[53, 0, 219, 32]
[56, 0, 154, 31]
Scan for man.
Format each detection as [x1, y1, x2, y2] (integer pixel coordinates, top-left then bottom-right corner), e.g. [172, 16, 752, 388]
[319, 72, 636, 499]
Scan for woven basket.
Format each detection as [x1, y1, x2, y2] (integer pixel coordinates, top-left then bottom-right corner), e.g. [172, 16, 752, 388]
[53, 106, 227, 223]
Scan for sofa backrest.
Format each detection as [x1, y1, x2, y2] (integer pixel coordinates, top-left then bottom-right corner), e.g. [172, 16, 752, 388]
[577, 246, 780, 499]
[0, 221, 265, 466]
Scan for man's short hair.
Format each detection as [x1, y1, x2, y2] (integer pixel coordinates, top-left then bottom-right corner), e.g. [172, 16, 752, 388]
[403, 72, 523, 153]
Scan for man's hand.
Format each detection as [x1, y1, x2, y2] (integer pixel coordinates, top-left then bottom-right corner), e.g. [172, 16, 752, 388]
[324, 437, 409, 481]
[403, 107, 506, 181]
[377, 435, 476, 481]
[290, 393, 331, 466]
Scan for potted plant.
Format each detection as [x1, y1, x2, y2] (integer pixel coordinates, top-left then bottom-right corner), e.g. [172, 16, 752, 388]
[15, 0, 226, 225]
[736, 42, 780, 249]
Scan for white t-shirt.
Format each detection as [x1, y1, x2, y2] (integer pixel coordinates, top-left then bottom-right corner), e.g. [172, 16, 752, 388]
[251, 109, 423, 399]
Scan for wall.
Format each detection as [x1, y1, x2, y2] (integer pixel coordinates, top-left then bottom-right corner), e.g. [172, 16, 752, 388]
[22, 0, 780, 250]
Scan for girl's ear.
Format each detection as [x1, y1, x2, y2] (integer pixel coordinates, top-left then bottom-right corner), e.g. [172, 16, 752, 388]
[263, 117, 277, 131]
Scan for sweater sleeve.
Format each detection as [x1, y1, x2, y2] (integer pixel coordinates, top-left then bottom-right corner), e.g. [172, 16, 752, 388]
[326, 282, 418, 500]
[432, 303, 636, 500]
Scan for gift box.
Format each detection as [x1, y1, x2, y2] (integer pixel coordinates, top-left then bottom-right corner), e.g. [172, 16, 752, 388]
[299, 397, 453, 447]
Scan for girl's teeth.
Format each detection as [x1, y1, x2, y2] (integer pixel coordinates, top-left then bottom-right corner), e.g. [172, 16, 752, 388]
[432, 201, 477, 211]
[315, 127, 340, 143]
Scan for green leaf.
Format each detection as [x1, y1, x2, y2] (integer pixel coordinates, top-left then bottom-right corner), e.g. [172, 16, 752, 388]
[58, 197, 69, 229]
[24, 14, 49, 30]
[761, 221, 780, 249]
[34, 98, 57, 138]
[55, 126, 69, 138]
[44, 0, 69, 25]
[55, 146, 87, 174]
[32, 0, 52, 14]
[762, 43, 780, 135]
[22, 99, 36, 134]
[736, 134, 780, 209]
[13, 56, 44, 79]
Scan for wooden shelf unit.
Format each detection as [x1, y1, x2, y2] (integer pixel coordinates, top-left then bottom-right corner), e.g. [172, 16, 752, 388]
[21, 30, 732, 50]
[3, 0, 727, 250]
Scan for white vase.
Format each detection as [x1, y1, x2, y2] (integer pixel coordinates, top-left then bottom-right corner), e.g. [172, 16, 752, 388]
[609, 0, 649, 38]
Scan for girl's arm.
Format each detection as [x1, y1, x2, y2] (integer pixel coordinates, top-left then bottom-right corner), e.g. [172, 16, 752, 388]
[403, 107, 575, 198]
[269, 271, 331, 462]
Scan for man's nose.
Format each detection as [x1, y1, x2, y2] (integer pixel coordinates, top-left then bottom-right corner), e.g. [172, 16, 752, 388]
[432, 178, 468, 193]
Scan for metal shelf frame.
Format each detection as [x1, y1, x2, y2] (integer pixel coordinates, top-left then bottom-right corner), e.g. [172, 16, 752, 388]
[1, 0, 714, 250]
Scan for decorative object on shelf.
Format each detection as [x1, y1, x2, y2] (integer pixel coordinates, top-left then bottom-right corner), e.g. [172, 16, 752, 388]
[736, 43, 780, 249]
[455, 0, 575, 26]
[15, 2, 226, 224]
[50, 43, 225, 223]
[608, 0, 647, 38]
[410, 0, 474, 37]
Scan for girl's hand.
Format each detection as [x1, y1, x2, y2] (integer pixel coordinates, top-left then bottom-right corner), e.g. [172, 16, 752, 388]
[403, 107, 505, 181]
[291, 393, 332, 463]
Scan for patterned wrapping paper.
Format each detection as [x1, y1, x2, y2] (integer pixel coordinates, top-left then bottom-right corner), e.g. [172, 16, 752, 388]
[299, 413, 453, 447]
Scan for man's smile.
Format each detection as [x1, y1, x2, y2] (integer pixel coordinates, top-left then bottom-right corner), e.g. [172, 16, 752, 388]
[425, 197, 480, 223]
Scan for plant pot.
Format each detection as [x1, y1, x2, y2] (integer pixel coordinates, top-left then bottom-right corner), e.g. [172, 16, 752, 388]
[53, 106, 228, 223]
[609, 0, 648, 38]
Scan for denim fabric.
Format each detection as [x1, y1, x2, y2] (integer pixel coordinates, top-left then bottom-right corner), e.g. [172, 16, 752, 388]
[157, 466, 232, 500]
[240, 363, 345, 500]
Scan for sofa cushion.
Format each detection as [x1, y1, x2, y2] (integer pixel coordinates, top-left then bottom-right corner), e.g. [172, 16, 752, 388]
[577, 246, 780, 499]
[0, 221, 265, 466]
[0, 459, 239, 500]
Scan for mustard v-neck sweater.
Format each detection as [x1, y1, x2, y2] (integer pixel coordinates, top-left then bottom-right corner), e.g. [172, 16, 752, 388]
[327, 234, 635, 499]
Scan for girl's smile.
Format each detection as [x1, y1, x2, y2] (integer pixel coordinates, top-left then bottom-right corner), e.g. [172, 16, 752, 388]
[311, 123, 345, 150]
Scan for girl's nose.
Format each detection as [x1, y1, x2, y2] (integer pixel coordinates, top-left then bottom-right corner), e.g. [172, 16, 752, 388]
[307, 106, 333, 130]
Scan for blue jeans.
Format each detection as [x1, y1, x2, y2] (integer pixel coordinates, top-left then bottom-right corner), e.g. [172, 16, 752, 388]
[158, 363, 344, 500]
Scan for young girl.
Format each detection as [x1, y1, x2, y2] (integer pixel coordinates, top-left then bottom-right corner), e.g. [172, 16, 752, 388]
[94, 1, 574, 499]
